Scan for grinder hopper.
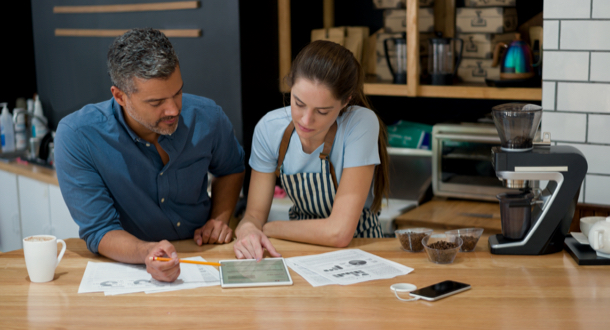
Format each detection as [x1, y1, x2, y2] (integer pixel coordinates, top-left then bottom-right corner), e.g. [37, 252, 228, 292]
[491, 103, 542, 152]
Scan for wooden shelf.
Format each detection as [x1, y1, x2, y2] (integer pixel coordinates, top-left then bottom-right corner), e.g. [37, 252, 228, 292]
[418, 85, 541, 100]
[277, 0, 542, 101]
[365, 82, 541, 100]
[363, 83, 408, 96]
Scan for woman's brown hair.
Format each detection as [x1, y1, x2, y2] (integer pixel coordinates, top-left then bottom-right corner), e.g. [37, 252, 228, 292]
[284, 40, 390, 214]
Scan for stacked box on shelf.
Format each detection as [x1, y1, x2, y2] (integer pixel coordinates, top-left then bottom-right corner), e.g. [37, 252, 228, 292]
[455, 7, 517, 34]
[456, 4, 518, 83]
[384, 8, 434, 33]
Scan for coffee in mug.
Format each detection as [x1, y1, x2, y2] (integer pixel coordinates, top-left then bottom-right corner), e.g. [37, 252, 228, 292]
[23, 235, 66, 283]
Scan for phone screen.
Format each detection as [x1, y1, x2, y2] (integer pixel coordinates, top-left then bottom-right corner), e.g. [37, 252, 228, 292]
[409, 280, 471, 301]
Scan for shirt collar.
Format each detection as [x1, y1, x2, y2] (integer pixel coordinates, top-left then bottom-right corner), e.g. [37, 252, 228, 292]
[112, 97, 180, 143]
[113, 98, 142, 143]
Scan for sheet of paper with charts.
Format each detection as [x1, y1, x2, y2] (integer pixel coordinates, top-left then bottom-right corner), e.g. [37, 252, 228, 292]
[286, 249, 413, 286]
[78, 257, 220, 295]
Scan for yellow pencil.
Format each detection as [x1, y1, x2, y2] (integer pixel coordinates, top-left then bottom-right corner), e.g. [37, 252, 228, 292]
[150, 256, 221, 267]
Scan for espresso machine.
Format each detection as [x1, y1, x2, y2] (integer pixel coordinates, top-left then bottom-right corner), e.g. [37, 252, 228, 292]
[488, 103, 588, 255]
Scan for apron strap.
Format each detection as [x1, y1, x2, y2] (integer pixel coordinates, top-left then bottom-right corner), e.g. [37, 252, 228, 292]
[275, 121, 295, 177]
[319, 121, 338, 190]
[275, 120, 339, 191]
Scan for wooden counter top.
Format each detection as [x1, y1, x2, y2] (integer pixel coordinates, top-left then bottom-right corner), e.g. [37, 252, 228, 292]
[1, 237, 609, 329]
[0, 160, 58, 185]
[396, 199, 503, 233]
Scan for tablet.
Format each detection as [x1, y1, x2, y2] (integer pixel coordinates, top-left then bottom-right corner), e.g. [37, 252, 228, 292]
[219, 258, 293, 288]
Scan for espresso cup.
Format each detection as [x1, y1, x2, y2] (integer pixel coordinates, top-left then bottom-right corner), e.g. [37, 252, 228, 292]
[23, 235, 66, 283]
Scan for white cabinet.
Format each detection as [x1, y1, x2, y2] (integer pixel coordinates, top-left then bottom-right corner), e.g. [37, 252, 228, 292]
[49, 185, 79, 239]
[18, 176, 52, 239]
[0, 170, 22, 252]
[0, 169, 78, 252]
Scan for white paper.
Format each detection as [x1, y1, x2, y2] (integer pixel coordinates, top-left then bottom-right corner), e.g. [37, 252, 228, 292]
[287, 249, 413, 286]
[78, 256, 220, 295]
[284, 259, 335, 287]
[571, 232, 590, 245]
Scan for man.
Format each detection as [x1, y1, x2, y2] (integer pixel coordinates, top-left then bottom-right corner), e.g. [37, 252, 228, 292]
[55, 28, 245, 282]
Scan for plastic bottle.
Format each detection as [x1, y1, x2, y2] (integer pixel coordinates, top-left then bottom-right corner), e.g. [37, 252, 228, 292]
[32, 95, 48, 139]
[0, 103, 16, 153]
[13, 108, 27, 150]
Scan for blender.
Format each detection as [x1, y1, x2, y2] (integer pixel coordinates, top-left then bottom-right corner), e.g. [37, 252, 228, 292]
[488, 103, 588, 255]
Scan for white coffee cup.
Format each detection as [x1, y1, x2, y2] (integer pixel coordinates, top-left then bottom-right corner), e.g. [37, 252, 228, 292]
[23, 235, 66, 283]
[588, 217, 610, 256]
[580, 216, 606, 239]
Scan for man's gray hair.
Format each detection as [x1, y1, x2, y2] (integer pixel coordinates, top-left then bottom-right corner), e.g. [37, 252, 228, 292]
[107, 28, 179, 94]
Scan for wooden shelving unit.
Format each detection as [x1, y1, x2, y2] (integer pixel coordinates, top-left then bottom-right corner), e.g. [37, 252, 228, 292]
[277, 0, 542, 101]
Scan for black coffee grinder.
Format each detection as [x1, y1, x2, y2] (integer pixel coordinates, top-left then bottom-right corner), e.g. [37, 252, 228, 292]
[488, 103, 587, 255]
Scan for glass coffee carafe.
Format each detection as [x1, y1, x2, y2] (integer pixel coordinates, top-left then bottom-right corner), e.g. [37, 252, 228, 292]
[428, 36, 463, 85]
[383, 33, 407, 84]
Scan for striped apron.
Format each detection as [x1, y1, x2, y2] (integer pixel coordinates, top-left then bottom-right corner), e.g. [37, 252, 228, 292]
[274, 121, 383, 238]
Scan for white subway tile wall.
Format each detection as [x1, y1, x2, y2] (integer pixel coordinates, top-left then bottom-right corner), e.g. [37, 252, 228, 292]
[588, 114, 610, 143]
[543, 0, 591, 19]
[589, 52, 610, 82]
[561, 21, 610, 50]
[542, 51, 589, 81]
[543, 20, 559, 50]
[542, 81, 556, 110]
[584, 175, 610, 205]
[544, 1, 610, 205]
[542, 112, 586, 142]
[556, 82, 610, 112]
[592, 0, 610, 19]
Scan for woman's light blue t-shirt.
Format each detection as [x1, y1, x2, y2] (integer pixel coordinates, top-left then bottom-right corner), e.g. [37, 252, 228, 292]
[249, 106, 381, 207]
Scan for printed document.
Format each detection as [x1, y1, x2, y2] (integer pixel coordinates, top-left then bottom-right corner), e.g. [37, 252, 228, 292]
[286, 249, 413, 286]
[78, 256, 220, 295]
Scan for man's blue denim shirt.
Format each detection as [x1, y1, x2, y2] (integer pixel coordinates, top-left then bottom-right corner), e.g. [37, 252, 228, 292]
[54, 93, 245, 253]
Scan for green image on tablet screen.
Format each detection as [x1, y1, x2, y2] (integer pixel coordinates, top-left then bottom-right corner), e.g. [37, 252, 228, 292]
[221, 259, 290, 284]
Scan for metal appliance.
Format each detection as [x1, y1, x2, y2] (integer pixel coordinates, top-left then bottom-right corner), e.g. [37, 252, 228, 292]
[488, 103, 588, 255]
[432, 123, 513, 201]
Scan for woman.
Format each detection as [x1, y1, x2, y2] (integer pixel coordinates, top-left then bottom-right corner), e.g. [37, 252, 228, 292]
[234, 40, 390, 260]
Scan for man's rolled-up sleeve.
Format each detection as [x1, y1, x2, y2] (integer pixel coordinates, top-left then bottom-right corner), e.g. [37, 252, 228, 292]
[54, 122, 124, 254]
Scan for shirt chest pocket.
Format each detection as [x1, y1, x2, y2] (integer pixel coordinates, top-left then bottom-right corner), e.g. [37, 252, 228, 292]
[174, 160, 210, 205]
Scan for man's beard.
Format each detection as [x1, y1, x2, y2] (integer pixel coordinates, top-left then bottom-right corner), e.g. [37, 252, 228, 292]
[124, 103, 179, 136]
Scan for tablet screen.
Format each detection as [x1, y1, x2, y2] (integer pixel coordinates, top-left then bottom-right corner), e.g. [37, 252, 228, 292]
[219, 258, 293, 288]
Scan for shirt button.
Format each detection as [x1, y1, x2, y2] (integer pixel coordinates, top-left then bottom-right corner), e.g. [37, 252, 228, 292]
[146, 143, 150, 147]
[161, 198, 165, 203]
[160, 172, 163, 176]
[177, 222, 181, 227]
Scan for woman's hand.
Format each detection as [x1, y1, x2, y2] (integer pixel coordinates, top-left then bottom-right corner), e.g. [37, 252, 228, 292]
[234, 222, 281, 261]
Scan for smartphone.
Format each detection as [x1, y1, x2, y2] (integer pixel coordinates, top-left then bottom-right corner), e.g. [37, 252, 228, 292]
[409, 280, 471, 301]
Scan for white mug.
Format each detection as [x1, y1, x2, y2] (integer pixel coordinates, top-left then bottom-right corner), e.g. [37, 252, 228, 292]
[23, 235, 66, 283]
[588, 217, 610, 256]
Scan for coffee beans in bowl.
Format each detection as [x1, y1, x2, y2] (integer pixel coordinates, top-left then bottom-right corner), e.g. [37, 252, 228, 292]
[395, 228, 433, 252]
[422, 234, 463, 264]
[445, 228, 484, 252]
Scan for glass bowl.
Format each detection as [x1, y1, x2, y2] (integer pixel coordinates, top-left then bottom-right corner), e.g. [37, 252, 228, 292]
[423, 234, 463, 264]
[445, 228, 484, 252]
[395, 228, 433, 252]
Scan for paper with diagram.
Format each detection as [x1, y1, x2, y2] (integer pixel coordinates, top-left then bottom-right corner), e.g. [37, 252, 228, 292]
[78, 256, 220, 295]
[286, 249, 413, 286]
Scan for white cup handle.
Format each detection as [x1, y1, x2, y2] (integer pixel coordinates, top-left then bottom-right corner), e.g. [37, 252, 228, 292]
[590, 230, 600, 249]
[56, 239, 66, 267]
[598, 232, 605, 250]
